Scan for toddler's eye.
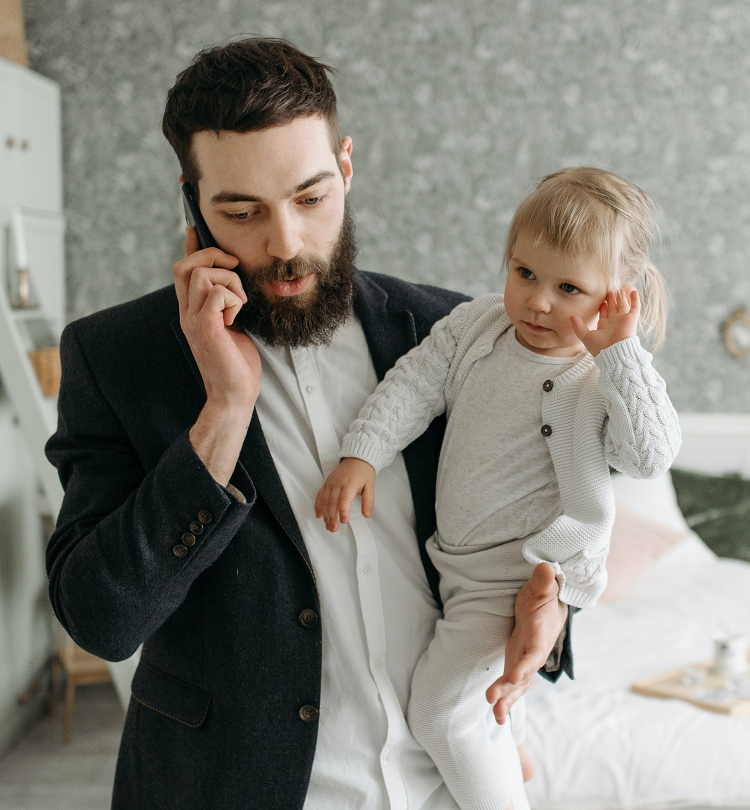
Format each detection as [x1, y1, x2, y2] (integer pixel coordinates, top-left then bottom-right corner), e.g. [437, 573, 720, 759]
[519, 267, 535, 279]
[561, 282, 579, 294]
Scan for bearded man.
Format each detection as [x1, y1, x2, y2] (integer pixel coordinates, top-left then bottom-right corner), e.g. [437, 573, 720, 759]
[45, 38, 573, 810]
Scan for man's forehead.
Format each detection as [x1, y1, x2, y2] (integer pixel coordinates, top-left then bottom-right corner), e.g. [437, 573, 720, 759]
[193, 118, 338, 199]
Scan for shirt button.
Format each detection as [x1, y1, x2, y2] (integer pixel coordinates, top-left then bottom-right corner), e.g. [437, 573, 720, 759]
[189, 521, 204, 535]
[541, 424, 553, 437]
[172, 544, 188, 558]
[299, 705, 319, 723]
[299, 609, 318, 628]
[543, 379, 554, 392]
[181, 532, 196, 547]
[386, 750, 397, 761]
[198, 509, 213, 525]
[363, 563, 374, 575]
[306, 385, 316, 395]
[374, 659, 384, 671]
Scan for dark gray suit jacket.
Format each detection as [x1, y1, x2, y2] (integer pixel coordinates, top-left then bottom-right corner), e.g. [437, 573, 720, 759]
[45, 270, 573, 810]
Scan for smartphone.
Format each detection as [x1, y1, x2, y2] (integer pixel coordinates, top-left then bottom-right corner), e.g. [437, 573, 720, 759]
[181, 182, 218, 250]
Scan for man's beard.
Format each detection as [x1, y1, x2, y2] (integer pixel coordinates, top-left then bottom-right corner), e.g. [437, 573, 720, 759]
[234, 205, 357, 348]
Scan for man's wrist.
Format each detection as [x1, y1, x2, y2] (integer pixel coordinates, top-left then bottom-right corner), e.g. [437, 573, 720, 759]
[189, 400, 254, 487]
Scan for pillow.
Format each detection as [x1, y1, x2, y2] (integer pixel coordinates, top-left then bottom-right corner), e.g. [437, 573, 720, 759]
[670, 468, 750, 563]
[610, 469, 691, 534]
[599, 500, 687, 603]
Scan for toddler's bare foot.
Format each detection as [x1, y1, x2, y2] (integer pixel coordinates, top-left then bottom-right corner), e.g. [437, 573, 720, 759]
[517, 742, 535, 783]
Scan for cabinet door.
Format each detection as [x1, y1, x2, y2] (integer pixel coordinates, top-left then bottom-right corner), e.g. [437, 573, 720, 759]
[18, 214, 66, 337]
[0, 62, 16, 209]
[15, 71, 62, 214]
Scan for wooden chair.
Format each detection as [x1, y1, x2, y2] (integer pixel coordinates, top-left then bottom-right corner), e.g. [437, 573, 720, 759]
[49, 625, 111, 744]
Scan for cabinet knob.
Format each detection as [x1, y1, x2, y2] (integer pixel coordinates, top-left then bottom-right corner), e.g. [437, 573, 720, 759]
[5, 137, 15, 148]
[21, 140, 29, 151]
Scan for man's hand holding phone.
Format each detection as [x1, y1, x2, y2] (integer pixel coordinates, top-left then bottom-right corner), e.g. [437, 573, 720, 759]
[174, 226, 262, 488]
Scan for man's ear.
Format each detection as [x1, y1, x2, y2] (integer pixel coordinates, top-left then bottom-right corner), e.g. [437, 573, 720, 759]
[178, 173, 185, 184]
[340, 136, 353, 193]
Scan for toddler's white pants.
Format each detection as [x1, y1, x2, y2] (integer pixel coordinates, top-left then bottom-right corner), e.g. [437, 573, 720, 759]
[408, 536, 535, 810]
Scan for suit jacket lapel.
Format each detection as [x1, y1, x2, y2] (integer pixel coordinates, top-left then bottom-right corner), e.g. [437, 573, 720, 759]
[353, 272, 418, 381]
[169, 317, 312, 570]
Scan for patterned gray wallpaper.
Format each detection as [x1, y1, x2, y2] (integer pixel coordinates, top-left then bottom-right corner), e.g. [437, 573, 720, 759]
[21, 0, 750, 412]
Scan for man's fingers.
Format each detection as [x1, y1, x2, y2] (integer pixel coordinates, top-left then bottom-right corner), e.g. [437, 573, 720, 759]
[361, 480, 375, 518]
[200, 284, 244, 324]
[186, 268, 247, 318]
[184, 225, 200, 259]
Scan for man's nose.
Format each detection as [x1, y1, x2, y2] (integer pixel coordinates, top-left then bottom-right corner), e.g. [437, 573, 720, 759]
[265, 210, 304, 262]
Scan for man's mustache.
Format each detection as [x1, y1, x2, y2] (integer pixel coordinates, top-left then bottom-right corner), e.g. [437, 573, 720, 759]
[246, 255, 329, 285]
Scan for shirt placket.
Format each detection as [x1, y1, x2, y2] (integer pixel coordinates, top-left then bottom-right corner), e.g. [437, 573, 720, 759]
[291, 347, 410, 809]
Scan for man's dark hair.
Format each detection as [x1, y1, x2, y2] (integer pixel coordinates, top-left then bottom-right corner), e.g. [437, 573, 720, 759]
[162, 38, 339, 192]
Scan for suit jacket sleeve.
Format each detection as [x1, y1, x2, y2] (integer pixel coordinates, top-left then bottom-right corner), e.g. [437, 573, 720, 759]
[45, 322, 255, 661]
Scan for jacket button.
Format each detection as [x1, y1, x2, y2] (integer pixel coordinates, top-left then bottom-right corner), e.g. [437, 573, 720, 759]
[299, 705, 319, 723]
[172, 544, 188, 558]
[541, 424, 553, 437]
[299, 609, 318, 628]
[198, 510, 213, 525]
[181, 532, 196, 547]
[542, 379, 553, 392]
[189, 521, 204, 535]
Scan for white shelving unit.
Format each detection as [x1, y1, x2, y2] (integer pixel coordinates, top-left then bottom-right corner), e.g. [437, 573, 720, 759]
[0, 56, 65, 516]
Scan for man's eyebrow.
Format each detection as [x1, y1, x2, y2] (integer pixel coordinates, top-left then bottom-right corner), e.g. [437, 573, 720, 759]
[210, 171, 336, 206]
[290, 170, 336, 195]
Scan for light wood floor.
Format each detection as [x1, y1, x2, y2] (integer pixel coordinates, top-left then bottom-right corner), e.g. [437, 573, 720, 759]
[0, 682, 124, 810]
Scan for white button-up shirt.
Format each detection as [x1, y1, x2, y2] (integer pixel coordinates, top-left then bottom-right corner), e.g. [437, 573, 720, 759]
[252, 313, 513, 810]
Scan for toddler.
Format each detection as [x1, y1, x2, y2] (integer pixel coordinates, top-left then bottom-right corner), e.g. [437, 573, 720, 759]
[316, 168, 682, 810]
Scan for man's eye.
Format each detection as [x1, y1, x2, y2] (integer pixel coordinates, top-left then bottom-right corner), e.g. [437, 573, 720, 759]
[520, 267, 534, 279]
[232, 212, 250, 220]
[561, 283, 579, 294]
[301, 193, 327, 206]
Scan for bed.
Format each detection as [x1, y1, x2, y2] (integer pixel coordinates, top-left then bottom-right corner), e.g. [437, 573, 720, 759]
[525, 413, 750, 810]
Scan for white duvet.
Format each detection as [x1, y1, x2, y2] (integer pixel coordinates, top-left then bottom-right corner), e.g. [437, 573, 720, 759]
[525, 472, 750, 810]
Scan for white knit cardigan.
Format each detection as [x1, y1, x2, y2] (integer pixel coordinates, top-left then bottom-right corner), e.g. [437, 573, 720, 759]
[341, 295, 682, 608]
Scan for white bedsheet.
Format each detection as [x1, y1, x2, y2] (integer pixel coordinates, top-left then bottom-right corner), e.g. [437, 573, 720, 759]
[525, 473, 750, 810]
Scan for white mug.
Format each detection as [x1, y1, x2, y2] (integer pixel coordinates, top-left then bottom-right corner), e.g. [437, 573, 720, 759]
[713, 634, 749, 677]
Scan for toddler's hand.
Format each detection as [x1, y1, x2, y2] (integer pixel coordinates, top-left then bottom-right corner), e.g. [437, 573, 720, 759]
[570, 286, 640, 356]
[315, 458, 376, 532]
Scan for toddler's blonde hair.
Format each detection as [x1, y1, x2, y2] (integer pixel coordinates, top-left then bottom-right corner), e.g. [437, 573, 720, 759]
[503, 167, 667, 349]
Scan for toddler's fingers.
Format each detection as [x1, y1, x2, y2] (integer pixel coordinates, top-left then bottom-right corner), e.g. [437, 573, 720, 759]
[361, 479, 375, 519]
[627, 286, 640, 315]
[315, 483, 333, 520]
[337, 486, 358, 525]
[569, 315, 589, 343]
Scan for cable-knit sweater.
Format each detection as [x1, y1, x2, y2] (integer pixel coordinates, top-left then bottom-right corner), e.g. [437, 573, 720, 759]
[341, 294, 682, 608]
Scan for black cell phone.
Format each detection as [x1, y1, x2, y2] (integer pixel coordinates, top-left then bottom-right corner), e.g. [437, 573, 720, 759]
[181, 182, 218, 250]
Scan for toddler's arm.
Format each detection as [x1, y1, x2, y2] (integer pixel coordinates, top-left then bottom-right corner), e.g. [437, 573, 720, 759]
[340, 299, 477, 471]
[316, 458, 375, 532]
[572, 288, 681, 476]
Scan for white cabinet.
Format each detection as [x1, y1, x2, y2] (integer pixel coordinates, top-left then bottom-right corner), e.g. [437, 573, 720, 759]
[0, 57, 62, 214]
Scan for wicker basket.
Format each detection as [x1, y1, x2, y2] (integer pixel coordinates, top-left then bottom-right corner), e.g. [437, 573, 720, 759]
[28, 347, 61, 397]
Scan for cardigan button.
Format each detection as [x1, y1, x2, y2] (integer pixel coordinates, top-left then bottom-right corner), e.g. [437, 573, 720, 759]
[172, 544, 188, 558]
[542, 379, 553, 392]
[541, 424, 553, 437]
[299, 609, 318, 628]
[299, 705, 319, 723]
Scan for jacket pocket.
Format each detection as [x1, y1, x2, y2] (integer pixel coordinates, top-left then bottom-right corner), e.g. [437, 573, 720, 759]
[131, 660, 211, 728]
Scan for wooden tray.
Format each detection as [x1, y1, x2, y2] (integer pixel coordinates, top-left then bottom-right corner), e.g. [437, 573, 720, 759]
[633, 654, 750, 716]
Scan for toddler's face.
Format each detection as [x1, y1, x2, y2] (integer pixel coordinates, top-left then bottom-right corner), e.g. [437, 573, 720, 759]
[504, 230, 609, 357]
